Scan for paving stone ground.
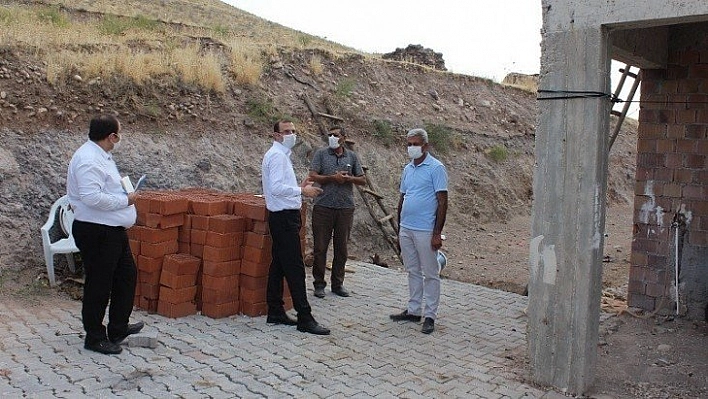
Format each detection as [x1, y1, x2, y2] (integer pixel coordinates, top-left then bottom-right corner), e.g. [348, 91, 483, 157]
[0, 262, 559, 398]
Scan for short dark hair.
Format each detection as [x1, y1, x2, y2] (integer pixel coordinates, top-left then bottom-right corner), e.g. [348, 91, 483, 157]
[329, 126, 345, 136]
[89, 115, 120, 141]
[273, 119, 294, 133]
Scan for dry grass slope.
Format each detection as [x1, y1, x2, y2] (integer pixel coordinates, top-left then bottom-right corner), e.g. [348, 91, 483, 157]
[0, 0, 358, 92]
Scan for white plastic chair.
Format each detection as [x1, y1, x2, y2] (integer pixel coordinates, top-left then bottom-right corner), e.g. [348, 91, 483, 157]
[41, 195, 79, 286]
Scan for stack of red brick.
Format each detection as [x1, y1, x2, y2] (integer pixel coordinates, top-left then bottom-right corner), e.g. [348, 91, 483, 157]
[127, 188, 305, 319]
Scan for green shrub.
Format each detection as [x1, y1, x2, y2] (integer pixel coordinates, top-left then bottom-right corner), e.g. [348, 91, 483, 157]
[0, 8, 16, 24]
[246, 98, 293, 124]
[298, 34, 312, 47]
[212, 24, 230, 37]
[335, 78, 356, 98]
[100, 14, 159, 35]
[488, 145, 509, 162]
[423, 123, 454, 154]
[37, 7, 68, 27]
[132, 15, 160, 31]
[100, 15, 130, 35]
[372, 119, 395, 146]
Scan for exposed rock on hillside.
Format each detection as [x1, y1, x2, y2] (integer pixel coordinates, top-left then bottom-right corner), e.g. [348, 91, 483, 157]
[382, 44, 447, 71]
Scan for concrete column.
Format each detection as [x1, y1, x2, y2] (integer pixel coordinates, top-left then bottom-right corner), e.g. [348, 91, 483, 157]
[528, 26, 611, 394]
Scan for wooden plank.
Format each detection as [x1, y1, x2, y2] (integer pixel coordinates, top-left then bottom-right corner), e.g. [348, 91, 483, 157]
[377, 214, 393, 224]
[362, 188, 384, 199]
[317, 112, 344, 122]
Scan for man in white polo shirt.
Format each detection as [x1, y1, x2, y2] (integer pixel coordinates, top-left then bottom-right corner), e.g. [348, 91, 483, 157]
[67, 114, 144, 355]
[390, 128, 448, 334]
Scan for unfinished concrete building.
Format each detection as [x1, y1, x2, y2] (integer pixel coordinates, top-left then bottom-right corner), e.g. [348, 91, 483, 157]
[529, 0, 708, 394]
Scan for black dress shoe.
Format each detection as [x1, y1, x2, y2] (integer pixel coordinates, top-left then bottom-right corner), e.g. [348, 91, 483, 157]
[109, 321, 145, 344]
[331, 287, 350, 297]
[266, 313, 297, 326]
[422, 317, 435, 334]
[313, 287, 326, 298]
[297, 320, 331, 335]
[84, 340, 122, 355]
[389, 310, 421, 322]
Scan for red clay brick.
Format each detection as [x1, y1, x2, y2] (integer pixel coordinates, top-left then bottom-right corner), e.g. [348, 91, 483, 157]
[209, 215, 246, 234]
[245, 232, 272, 249]
[178, 241, 190, 254]
[162, 253, 201, 275]
[150, 196, 189, 216]
[159, 285, 197, 304]
[685, 154, 706, 169]
[240, 287, 266, 303]
[638, 123, 667, 139]
[243, 202, 268, 221]
[138, 270, 161, 285]
[243, 246, 271, 265]
[129, 239, 140, 257]
[134, 195, 152, 215]
[191, 229, 207, 245]
[664, 153, 683, 168]
[689, 230, 708, 246]
[674, 169, 694, 183]
[251, 220, 269, 234]
[127, 226, 144, 240]
[178, 227, 191, 242]
[138, 297, 158, 313]
[683, 185, 703, 199]
[656, 139, 675, 153]
[627, 294, 656, 311]
[630, 252, 648, 267]
[201, 300, 239, 319]
[141, 240, 178, 258]
[188, 215, 209, 230]
[160, 269, 198, 288]
[202, 274, 240, 292]
[141, 227, 179, 243]
[240, 275, 267, 291]
[141, 283, 160, 299]
[201, 287, 238, 304]
[190, 199, 229, 216]
[190, 243, 204, 258]
[696, 139, 708, 154]
[145, 213, 184, 229]
[202, 260, 241, 277]
[240, 259, 270, 278]
[663, 183, 682, 197]
[240, 301, 267, 317]
[202, 245, 242, 262]
[628, 279, 646, 295]
[698, 110, 708, 124]
[637, 139, 656, 153]
[205, 231, 244, 248]
[137, 255, 163, 273]
[654, 167, 673, 182]
[157, 300, 197, 318]
[689, 64, 708, 79]
[677, 110, 697, 124]
[667, 125, 686, 139]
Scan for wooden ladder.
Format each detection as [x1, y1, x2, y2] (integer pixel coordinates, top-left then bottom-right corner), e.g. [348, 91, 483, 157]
[302, 93, 401, 262]
[609, 63, 641, 151]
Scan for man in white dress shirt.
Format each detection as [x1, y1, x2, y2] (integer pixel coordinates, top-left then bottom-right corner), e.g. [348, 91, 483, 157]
[67, 114, 144, 354]
[262, 120, 330, 335]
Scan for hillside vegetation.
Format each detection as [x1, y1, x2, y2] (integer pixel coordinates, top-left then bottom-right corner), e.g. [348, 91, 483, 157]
[0, 0, 638, 292]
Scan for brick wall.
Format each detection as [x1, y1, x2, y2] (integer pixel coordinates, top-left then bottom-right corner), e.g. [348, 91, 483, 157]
[629, 23, 708, 319]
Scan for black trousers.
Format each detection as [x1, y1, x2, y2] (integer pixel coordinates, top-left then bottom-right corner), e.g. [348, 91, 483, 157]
[72, 220, 137, 345]
[266, 209, 313, 323]
[311, 205, 354, 290]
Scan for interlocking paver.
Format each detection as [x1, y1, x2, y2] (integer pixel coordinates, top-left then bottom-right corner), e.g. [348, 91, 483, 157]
[0, 261, 560, 398]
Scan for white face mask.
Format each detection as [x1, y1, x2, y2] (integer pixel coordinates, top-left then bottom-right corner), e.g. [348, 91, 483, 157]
[111, 134, 122, 152]
[282, 133, 297, 149]
[328, 135, 341, 149]
[407, 145, 423, 159]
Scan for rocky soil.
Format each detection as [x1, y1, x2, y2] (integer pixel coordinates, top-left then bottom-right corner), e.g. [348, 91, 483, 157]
[0, 3, 706, 398]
